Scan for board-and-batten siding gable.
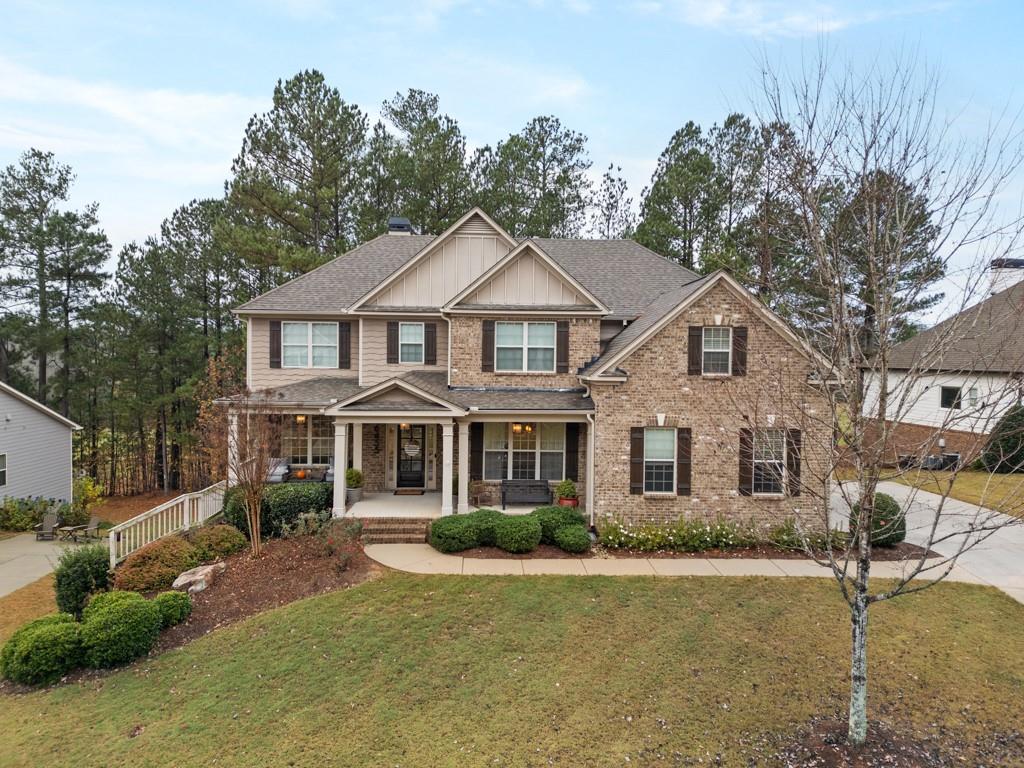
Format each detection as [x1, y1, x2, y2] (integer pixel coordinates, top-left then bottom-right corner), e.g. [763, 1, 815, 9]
[367, 214, 512, 308]
[459, 247, 596, 308]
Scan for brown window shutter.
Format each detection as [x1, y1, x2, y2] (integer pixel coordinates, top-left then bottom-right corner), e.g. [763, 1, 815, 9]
[469, 423, 483, 480]
[556, 320, 570, 373]
[481, 320, 495, 372]
[338, 322, 351, 369]
[676, 427, 692, 496]
[269, 321, 282, 369]
[786, 428, 802, 497]
[732, 327, 748, 376]
[424, 323, 437, 366]
[687, 326, 702, 375]
[738, 428, 754, 496]
[564, 423, 579, 480]
[386, 321, 399, 364]
[630, 426, 644, 495]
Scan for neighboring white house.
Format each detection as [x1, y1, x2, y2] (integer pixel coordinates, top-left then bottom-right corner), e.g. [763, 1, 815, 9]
[0, 381, 80, 502]
[862, 259, 1024, 461]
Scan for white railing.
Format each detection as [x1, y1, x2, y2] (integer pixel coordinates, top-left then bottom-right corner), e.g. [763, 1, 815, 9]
[108, 481, 227, 569]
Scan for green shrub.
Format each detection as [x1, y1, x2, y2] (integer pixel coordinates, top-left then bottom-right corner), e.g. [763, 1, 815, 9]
[282, 510, 331, 538]
[0, 496, 54, 531]
[466, 508, 504, 547]
[850, 492, 906, 547]
[0, 614, 82, 685]
[428, 515, 481, 553]
[113, 536, 199, 592]
[154, 591, 192, 628]
[553, 524, 591, 554]
[598, 517, 757, 553]
[531, 506, 586, 544]
[768, 518, 802, 549]
[494, 515, 542, 554]
[554, 479, 577, 499]
[54, 544, 111, 618]
[81, 597, 162, 668]
[345, 468, 363, 488]
[223, 483, 333, 539]
[980, 404, 1024, 473]
[190, 524, 247, 562]
[82, 590, 144, 622]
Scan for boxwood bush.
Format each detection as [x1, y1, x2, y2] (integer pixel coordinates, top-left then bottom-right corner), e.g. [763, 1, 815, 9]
[54, 544, 112, 618]
[113, 536, 200, 592]
[82, 590, 143, 622]
[429, 515, 481, 553]
[494, 515, 542, 554]
[154, 591, 192, 628]
[190, 524, 247, 561]
[81, 594, 163, 668]
[553, 524, 591, 554]
[0, 614, 83, 686]
[223, 483, 333, 540]
[466, 508, 504, 547]
[849, 492, 906, 547]
[531, 506, 586, 544]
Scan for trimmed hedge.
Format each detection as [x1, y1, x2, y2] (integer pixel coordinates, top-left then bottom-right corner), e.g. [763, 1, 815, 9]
[429, 515, 481, 553]
[114, 537, 200, 592]
[0, 614, 82, 686]
[531, 506, 586, 544]
[54, 544, 111, 618]
[154, 591, 192, 628]
[82, 590, 142, 623]
[553, 524, 592, 554]
[81, 595, 163, 668]
[467, 508, 503, 547]
[190, 524, 247, 561]
[494, 515, 542, 554]
[980, 404, 1024, 473]
[850, 492, 906, 547]
[223, 483, 333, 540]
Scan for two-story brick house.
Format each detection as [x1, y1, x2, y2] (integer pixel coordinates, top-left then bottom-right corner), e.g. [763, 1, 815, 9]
[228, 207, 830, 527]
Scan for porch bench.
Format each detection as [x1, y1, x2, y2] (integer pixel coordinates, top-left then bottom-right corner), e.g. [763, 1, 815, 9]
[500, 480, 552, 510]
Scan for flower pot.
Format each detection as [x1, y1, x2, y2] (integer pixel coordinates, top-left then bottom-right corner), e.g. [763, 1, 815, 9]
[346, 487, 363, 504]
[558, 497, 579, 507]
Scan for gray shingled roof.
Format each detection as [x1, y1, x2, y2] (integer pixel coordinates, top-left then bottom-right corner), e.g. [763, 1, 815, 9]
[403, 372, 593, 411]
[221, 377, 363, 405]
[883, 280, 1024, 373]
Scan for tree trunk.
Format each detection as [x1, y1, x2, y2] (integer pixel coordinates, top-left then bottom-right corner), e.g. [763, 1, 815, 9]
[848, 573, 870, 745]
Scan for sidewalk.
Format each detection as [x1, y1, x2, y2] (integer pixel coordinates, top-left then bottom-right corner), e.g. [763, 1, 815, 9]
[363, 543, 1007, 595]
[0, 534, 76, 598]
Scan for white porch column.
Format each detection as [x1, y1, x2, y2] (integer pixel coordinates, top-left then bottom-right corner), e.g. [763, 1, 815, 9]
[441, 422, 454, 516]
[352, 423, 363, 471]
[333, 419, 349, 517]
[227, 412, 239, 487]
[457, 420, 470, 513]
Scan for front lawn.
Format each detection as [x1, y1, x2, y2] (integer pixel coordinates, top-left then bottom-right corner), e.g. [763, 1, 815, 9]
[889, 469, 1024, 517]
[0, 575, 1021, 766]
[0, 575, 56, 644]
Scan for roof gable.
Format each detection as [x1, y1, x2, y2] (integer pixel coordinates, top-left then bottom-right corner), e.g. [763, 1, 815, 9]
[0, 381, 80, 430]
[326, 377, 466, 415]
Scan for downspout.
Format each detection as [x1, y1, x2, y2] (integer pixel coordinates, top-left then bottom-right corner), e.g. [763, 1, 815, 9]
[358, 317, 364, 387]
[445, 314, 452, 387]
[582, 381, 597, 528]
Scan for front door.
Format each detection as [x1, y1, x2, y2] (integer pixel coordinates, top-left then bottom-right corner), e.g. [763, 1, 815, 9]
[397, 425, 426, 488]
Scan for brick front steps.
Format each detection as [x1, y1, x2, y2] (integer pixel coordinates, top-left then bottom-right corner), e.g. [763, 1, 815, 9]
[358, 517, 431, 545]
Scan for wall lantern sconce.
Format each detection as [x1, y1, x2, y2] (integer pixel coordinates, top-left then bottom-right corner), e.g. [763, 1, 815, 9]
[295, 414, 306, 425]
[512, 423, 523, 434]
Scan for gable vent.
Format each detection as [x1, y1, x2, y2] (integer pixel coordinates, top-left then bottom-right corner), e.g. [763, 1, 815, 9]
[455, 214, 495, 236]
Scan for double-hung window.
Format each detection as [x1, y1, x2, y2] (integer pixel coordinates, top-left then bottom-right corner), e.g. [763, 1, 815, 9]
[399, 322, 424, 363]
[483, 422, 566, 480]
[752, 429, 785, 495]
[0, 454, 6, 487]
[281, 415, 335, 465]
[643, 428, 675, 493]
[282, 322, 338, 368]
[940, 386, 962, 410]
[702, 327, 731, 374]
[495, 322, 556, 372]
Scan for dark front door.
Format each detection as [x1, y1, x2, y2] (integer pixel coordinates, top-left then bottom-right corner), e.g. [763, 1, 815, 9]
[398, 425, 426, 488]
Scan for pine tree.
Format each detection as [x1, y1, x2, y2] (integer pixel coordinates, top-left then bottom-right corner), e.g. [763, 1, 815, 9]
[589, 165, 635, 239]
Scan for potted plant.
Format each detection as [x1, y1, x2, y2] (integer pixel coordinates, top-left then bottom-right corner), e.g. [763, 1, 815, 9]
[345, 468, 364, 504]
[555, 479, 579, 507]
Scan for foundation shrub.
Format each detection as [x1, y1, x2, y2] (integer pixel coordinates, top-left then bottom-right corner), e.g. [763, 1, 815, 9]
[113, 537, 199, 592]
[530, 506, 586, 544]
[494, 515, 542, 554]
[0, 614, 82, 685]
[553, 524, 591, 554]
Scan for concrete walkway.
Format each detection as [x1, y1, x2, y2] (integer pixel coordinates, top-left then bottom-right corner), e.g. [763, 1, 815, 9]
[0, 534, 77, 598]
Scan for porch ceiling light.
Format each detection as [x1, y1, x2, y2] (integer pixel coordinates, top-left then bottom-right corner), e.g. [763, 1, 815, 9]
[512, 423, 522, 433]
[523, 424, 533, 433]
[400, 423, 410, 430]
[295, 414, 307, 424]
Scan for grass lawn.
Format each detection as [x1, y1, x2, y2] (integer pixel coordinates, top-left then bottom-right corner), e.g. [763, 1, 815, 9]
[835, 467, 1024, 517]
[0, 574, 1021, 766]
[0, 574, 56, 644]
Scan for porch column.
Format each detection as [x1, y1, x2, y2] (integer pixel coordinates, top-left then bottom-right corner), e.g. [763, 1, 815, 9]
[457, 420, 470, 513]
[352, 423, 363, 471]
[332, 419, 349, 517]
[441, 421, 454, 516]
[226, 411, 238, 487]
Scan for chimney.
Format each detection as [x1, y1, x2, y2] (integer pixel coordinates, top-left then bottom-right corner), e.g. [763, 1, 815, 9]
[989, 258, 1024, 295]
[387, 216, 413, 236]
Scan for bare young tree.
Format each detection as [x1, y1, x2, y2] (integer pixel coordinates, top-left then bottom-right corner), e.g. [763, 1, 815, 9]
[754, 46, 1024, 746]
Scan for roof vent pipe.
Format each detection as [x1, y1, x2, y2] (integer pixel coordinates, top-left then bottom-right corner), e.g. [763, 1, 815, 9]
[387, 216, 413, 236]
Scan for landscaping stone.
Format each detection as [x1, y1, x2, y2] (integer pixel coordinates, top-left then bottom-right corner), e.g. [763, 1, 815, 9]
[172, 562, 226, 594]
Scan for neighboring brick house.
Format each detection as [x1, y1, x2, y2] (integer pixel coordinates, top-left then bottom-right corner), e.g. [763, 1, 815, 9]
[227, 207, 830, 526]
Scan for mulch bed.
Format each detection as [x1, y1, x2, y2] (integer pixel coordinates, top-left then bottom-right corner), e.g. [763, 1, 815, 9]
[458, 541, 938, 561]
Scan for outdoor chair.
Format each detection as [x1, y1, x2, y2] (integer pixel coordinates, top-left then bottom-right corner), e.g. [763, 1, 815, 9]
[34, 512, 59, 541]
[68, 515, 102, 542]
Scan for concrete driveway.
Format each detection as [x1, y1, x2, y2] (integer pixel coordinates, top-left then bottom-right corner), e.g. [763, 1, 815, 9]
[0, 534, 77, 598]
[832, 481, 1024, 604]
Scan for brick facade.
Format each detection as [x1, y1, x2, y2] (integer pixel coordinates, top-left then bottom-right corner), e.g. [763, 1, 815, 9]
[863, 419, 987, 466]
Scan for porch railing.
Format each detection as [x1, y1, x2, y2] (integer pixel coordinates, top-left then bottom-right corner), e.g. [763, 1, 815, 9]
[108, 481, 227, 569]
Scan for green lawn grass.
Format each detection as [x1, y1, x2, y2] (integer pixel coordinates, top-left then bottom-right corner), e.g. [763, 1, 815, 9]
[1, 574, 1022, 767]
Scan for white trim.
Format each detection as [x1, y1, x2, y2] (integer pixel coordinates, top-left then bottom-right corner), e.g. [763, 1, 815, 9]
[0, 452, 7, 488]
[398, 321, 426, 364]
[495, 321, 557, 373]
[0, 381, 80, 430]
[358, 318, 364, 386]
[281, 321, 340, 369]
[245, 317, 253, 389]
[280, 414, 335, 465]
[702, 326, 732, 376]
[642, 427, 676, 494]
[444, 308, 605, 316]
[752, 428, 787, 497]
[482, 421, 566, 482]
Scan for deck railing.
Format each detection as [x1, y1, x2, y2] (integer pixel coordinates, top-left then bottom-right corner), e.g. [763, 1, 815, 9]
[108, 481, 227, 569]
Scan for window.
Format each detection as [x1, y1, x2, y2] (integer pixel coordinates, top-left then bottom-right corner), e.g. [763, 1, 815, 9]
[702, 327, 731, 374]
[483, 422, 565, 480]
[643, 428, 675, 493]
[0, 454, 6, 487]
[282, 322, 338, 368]
[752, 429, 785, 495]
[310, 416, 333, 464]
[495, 322, 556, 372]
[281, 415, 335, 465]
[940, 386, 962, 410]
[967, 387, 979, 407]
[399, 322, 424, 364]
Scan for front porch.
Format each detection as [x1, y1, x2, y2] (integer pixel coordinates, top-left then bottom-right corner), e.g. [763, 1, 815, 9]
[345, 491, 546, 519]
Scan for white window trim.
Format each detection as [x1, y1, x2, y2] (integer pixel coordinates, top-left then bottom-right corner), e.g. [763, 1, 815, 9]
[495, 321, 557, 373]
[283, 416, 335, 465]
[0, 453, 6, 487]
[398, 322, 425, 365]
[940, 385, 963, 410]
[281, 321, 339, 369]
[752, 429, 787, 497]
[643, 427, 676, 495]
[702, 326, 732, 376]
[482, 422, 566, 481]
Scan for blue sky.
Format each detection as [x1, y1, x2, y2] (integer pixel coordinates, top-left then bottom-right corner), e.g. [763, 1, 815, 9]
[1, 0, 1020, 285]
